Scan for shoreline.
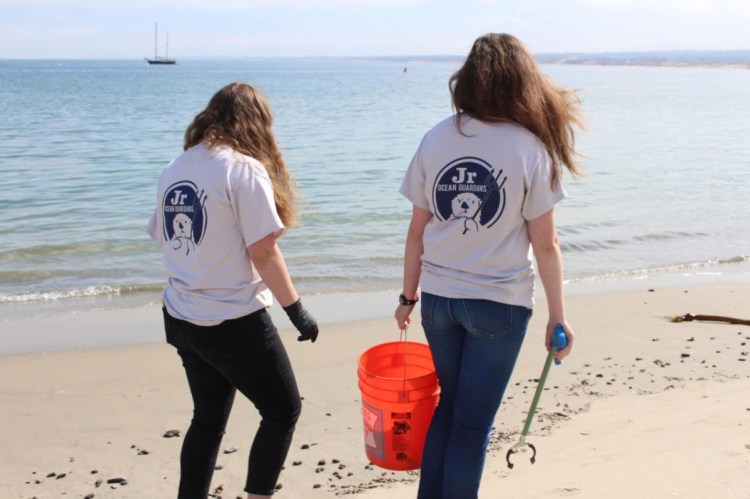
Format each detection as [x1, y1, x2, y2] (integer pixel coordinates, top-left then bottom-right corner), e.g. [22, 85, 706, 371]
[2, 259, 750, 355]
[1, 283, 748, 497]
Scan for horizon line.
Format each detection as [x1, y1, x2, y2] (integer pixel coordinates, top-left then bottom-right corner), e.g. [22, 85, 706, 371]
[2, 48, 750, 61]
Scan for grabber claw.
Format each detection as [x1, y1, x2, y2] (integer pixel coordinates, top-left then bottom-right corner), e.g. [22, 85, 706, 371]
[505, 440, 537, 469]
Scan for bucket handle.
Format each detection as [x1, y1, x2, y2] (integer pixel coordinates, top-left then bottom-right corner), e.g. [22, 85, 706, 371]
[398, 325, 409, 344]
[398, 326, 409, 396]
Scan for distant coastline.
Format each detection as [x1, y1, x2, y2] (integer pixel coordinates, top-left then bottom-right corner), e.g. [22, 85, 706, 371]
[534, 49, 750, 69]
[353, 50, 750, 69]
[1, 50, 749, 69]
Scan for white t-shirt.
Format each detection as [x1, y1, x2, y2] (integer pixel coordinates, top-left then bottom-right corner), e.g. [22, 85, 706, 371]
[399, 116, 566, 308]
[147, 143, 284, 326]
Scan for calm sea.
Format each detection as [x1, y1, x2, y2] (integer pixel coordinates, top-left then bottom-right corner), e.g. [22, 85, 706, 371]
[1, 58, 749, 321]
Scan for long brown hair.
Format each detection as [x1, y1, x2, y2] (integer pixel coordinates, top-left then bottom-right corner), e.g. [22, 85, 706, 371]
[184, 82, 298, 226]
[450, 33, 584, 186]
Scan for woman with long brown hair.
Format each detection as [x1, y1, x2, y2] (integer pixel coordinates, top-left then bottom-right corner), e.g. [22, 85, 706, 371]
[395, 33, 583, 498]
[148, 82, 318, 498]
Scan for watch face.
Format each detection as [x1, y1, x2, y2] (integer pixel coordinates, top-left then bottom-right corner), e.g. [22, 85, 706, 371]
[399, 294, 415, 305]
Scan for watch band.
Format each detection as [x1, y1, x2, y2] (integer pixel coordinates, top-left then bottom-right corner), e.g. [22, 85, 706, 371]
[399, 293, 419, 306]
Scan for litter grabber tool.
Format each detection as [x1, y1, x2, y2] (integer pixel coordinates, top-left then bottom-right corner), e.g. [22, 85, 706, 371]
[505, 324, 568, 469]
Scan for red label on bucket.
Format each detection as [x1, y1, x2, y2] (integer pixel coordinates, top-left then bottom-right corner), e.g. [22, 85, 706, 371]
[391, 419, 412, 453]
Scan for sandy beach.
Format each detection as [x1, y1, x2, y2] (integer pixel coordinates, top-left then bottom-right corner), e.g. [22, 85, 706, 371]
[1, 283, 749, 498]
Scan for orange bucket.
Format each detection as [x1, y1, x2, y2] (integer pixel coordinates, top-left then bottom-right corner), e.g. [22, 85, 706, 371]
[357, 341, 440, 471]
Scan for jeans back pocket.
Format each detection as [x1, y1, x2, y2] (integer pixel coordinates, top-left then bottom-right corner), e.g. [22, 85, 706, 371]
[464, 300, 531, 340]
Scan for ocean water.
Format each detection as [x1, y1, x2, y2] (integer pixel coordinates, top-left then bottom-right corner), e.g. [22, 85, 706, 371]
[1, 58, 749, 321]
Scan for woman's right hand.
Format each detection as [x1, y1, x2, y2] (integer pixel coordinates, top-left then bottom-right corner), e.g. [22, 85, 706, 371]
[283, 299, 319, 343]
[546, 321, 574, 362]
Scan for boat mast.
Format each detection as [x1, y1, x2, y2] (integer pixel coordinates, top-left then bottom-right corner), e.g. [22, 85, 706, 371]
[166, 32, 170, 59]
[154, 23, 158, 59]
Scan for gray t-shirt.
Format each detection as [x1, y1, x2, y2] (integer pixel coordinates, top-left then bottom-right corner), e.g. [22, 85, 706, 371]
[147, 143, 284, 325]
[399, 116, 565, 308]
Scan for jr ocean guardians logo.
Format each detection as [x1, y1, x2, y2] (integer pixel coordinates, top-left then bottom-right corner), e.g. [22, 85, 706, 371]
[161, 181, 207, 255]
[432, 157, 507, 234]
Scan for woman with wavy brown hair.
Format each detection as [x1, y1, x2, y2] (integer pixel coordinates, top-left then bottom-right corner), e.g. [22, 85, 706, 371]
[395, 33, 583, 498]
[148, 82, 318, 498]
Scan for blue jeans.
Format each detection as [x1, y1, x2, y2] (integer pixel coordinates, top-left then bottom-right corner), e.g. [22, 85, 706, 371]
[163, 307, 301, 497]
[417, 292, 532, 499]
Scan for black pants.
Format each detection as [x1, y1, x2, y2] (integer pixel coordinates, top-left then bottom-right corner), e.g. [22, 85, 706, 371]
[163, 307, 302, 497]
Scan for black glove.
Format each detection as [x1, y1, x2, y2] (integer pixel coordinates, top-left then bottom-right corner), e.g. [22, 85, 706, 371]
[283, 298, 319, 343]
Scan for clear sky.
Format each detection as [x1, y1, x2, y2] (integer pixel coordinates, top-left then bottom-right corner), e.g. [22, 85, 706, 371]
[1, 0, 748, 59]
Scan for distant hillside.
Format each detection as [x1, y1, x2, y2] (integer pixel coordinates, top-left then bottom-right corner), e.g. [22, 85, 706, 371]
[535, 50, 750, 68]
[352, 51, 749, 69]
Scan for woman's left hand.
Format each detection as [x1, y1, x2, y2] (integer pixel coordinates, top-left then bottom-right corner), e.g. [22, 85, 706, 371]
[395, 304, 415, 331]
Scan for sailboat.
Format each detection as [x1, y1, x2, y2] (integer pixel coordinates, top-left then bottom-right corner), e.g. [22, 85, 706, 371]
[145, 23, 176, 65]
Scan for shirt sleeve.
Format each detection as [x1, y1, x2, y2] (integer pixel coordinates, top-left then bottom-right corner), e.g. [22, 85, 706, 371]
[399, 137, 431, 211]
[146, 210, 161, 243]
[231, 161, 286, 248]
[522, 149, 567, 221]
[146, 183, 164, 245]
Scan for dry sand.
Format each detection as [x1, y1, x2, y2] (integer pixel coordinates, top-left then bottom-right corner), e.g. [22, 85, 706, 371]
[1, 284, 749, 498]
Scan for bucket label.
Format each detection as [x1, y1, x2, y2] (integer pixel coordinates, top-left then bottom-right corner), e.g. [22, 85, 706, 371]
[391, 412, 412, 455]
[362, 400, 385, 460]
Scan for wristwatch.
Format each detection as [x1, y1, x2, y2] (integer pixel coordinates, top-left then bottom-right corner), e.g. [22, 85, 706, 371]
[399, 293, 419, 306]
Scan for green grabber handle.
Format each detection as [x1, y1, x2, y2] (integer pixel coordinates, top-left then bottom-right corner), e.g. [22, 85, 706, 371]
[520, 348, 556, 437]
[506, 324, 567, 469]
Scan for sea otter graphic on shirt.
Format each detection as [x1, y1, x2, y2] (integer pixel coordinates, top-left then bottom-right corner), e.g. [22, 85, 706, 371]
[432, 157, 507, 234]
[161, 181, 207, 255]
